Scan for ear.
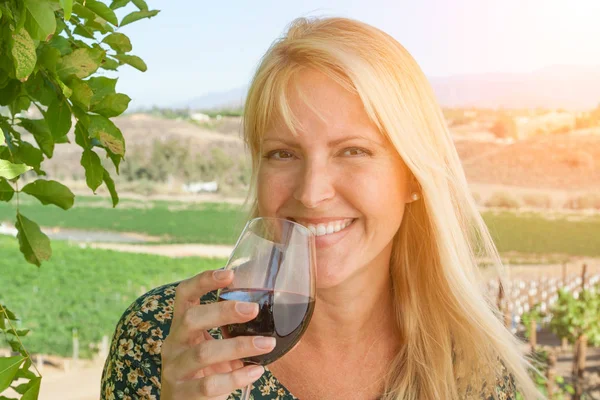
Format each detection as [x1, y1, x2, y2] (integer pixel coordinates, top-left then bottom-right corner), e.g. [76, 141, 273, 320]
[405, 174, 421, 204]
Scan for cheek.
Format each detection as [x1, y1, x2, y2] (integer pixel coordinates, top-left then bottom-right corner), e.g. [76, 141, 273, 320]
[257, 168, 294, 215]
[341, 162, 409, 217]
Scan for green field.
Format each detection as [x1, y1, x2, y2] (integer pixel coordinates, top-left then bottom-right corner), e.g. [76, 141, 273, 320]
[0, 194, 248, 244]
[0, 235, 226, 358]
[2, 197, 600, 359]
[482, 211, 600, 257]
[1, 195, 600, 256]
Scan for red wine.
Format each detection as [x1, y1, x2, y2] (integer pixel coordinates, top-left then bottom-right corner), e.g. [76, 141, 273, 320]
[218, 289, 315, 365]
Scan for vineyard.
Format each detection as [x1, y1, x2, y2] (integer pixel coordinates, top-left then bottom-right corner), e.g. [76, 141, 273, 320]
[488, 263, 600, 399]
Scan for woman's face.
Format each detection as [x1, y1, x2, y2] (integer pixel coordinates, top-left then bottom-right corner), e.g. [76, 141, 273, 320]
[257, 69, 416, 289]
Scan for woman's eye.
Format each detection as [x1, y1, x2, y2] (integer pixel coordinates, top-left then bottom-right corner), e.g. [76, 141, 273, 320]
[342, 147, 368, 157]
[266, 150, 294, 160]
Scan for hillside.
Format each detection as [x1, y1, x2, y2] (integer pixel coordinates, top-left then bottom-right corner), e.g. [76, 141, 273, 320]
[30, 114, 600, 194]
[458, 132, 600, 191]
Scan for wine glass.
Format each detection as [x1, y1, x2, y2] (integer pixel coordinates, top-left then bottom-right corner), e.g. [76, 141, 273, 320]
[217, 217, 317, 400]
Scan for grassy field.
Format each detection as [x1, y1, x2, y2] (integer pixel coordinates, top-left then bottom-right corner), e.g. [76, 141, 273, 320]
[0, 194, 248, 244]
[0, 235, 226, 358]
[1, 195, 599, 256]
[482, 210, 600, 257]
[2, 197, 599, 359]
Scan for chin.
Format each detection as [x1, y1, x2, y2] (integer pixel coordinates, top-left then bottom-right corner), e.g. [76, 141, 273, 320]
[314, 259, 355, 289]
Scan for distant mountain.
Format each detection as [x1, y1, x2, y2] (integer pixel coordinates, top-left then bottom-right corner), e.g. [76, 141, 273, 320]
[176, 87, 248, 111]
[429, 65, 600, 110]
[177, 65, 600, 111]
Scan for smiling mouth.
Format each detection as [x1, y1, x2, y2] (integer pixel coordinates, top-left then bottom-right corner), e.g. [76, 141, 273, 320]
[288, 218, 356, 237]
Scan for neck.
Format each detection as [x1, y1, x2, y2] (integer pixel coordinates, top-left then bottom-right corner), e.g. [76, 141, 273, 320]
[303, 249, 398, 351]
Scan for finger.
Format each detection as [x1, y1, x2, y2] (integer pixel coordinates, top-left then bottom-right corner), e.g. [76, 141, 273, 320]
[173, 269, 234, 322]
[173, 336, 276, 380]
[177, 365, 265, 398]
[172, 300, 259, 346]
[200, 331, 245, 375]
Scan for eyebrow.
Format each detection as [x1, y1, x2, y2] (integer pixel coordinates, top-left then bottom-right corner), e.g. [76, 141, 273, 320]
[262, 135, 383, 148]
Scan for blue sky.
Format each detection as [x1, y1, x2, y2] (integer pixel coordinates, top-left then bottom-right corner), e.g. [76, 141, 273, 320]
[108, 0, 600, 108]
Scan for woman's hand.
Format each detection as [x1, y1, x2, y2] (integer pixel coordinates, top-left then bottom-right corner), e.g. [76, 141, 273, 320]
[160, 269, 276, 399]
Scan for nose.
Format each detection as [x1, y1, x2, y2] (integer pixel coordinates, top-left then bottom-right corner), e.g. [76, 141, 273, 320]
[293, 159, 335, 209]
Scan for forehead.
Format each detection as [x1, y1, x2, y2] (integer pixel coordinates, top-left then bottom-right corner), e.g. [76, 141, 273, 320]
[263, 69, 383, 143]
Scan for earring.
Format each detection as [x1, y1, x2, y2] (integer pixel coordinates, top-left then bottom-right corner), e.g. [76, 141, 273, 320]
[411, 192, 420, 201]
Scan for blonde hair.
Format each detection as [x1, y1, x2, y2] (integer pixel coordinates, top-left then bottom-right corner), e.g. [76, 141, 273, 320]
[242, 16, 544, 400]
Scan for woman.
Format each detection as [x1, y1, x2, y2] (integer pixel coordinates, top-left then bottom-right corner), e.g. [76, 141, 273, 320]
[101, 16, 543, 399]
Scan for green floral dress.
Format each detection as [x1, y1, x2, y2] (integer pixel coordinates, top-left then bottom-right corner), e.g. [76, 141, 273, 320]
[100, 282, 517, 399]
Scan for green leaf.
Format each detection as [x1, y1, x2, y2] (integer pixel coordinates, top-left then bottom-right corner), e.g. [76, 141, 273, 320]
[7, 337, 22, 352]
[0, 131, 4, 146]
[120, 9, 160, 27]
[132, 0, 148, 10]
[106, 148, 121, 174]
[100, 57, 119, 71]
[0, 80, 21, 107]
[0, 160, 32, 179]
[24, 0, 57, 42]
[49, 35, 73, 56]
[9, 96, 30, 118]
[85, 18, 114, 34]
[18, 119, 54, 157]
[0, 355, 25, 393]
[6, 329, 30, 337]
[74, 120, 91, 149]
[55, 77, 73, 98]
[86, 76, 117, 105]
[60, 0, 73, 21]
[67, 78, 93, 110]
[46, 97, 72, 139]
[0, 179, 15, 202]
[85, 0, 118, 26]
[56, 48, 105, 80]
[103, 168, 119, 207]
[14, 367, 37, 380]
[81, 149, 103, 192]
[88, 115, 125, 155]
[72, 4, 96, 21]
[73, 24, 95, 39]
[20, 376, 41, 400]
[101, 32, 132, 53]
[0, 306, 17, 321]
[16, 212, 52, 267]
[38, 46, 62, 73]
[91, 93, 131, 117]
[114, 54, 147, 72]
[24, 72, 57, 106]
[21, 179, 75, 210]
[110, 0, 130, 10]
[10, 28, 37, 82]
[16, 141, 44, 171]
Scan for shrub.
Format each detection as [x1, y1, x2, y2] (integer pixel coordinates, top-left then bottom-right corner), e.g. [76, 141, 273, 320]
[563, 193, 600, 210]
[521, 193, 552, 209]
[485, 192, 521, 209]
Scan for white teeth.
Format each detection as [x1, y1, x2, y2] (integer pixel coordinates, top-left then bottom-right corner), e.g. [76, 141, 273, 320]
[316, 224, 326, 236]
[302, 219, 354, 237]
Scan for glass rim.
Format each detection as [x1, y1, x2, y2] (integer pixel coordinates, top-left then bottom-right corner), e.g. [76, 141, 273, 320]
[247, 216, 314, 237]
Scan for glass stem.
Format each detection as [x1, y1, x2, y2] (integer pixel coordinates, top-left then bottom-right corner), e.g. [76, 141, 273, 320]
[240, 383, 252, 400]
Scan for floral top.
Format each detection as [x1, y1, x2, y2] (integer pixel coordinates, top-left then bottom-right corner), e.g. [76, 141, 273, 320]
[100, 282, 518, 399]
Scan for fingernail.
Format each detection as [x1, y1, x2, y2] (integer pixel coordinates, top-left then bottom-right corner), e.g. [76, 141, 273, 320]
[235, 302, 258, 315]
[253, 336, 276, 350]
[247, 365, 264, 379]
[213, 270, 231, 281]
